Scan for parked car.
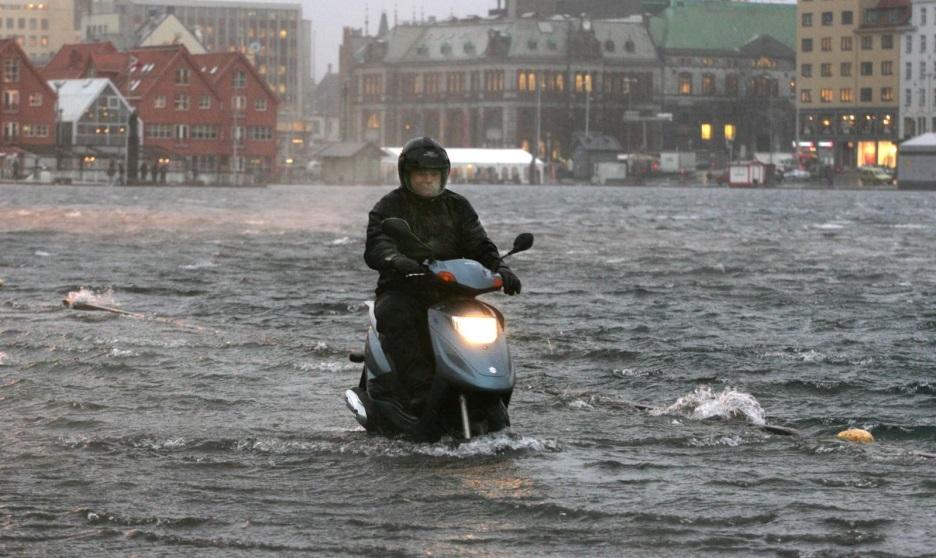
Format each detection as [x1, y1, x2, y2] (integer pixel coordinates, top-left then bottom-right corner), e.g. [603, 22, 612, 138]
[858, 166, 894, 185]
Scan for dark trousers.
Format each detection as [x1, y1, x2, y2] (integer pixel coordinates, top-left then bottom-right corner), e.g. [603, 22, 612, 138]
[374, 289, 438, 400]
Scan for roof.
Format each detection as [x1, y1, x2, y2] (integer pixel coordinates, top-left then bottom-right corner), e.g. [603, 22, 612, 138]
[899, 133, 936, 152]
[649, 1, 796, 53]
[0, 39, 57, 97]
[129, 0, 301, 10]
[384, 147, 542, 165]
[315, 142, 384, 158]
[363, 17, 658, 65]
[191, 51, 279, 104]
[123, 45, 220, 101]
[42, 42, 120, 80]
[47, 78, 131, 123]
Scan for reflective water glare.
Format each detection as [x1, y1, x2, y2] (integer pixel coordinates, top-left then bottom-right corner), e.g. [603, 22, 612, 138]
[2, 184, 935, 556]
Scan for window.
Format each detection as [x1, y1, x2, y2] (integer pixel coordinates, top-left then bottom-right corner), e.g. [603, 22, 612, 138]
[574, 72, 592, 92]
[821, 37, 832, 51]
[842, 10, 853, 24]
[821, 63, 832, 77]
[232, 70, 247, 88]
[231, 96, 246, 110]
[906, 35, 913, 54]
[801, 63, 813, 78]
[881, 87, 894, 102]
[881, 34, 893, 49]
[2, 58, 19, 82]
[880, 61, 892, 76]
[725, 74, 739, 96]
[862, 36, 873, 50]
[921, 88, 926, 106]
[248, 126, 274, 140]
[175, 124, 189, 140]
[154, 95, 166, 108]
[802, 13, 813, 26]
[841, 62, 852, 76]
[3, 121, 19, 139]
[922, 34, 927, 53]
[232, 126, 244, 144]
[802, 38, 813, 52]
[907, 62, 912, 79]
[255, 98, 267, 111]
[702, 73, 716, 95]
[2, 89, 19, 111]
[905, 88, 912, 105]
[678, 72, 692, 95]
[820, 88, 833, 103]
[199, 95, 211, 109]
[175, 67, 190, 85]
[840, 88, 853, 102]
[861, 62, 873, 76]
[822, 11, 833, 25]
[800, 89, 812, 103]
[860, 88, 872, 102]
[22, 124, 48, 137]
[190, 125, 218, 139]
[174, 93, 189, 110]
[841, 36, 853, 50]
[28, 92, 41, 106]
[923, 6, 928, 25]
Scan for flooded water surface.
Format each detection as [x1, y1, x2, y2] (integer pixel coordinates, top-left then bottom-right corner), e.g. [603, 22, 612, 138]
[1, 184, 935, 556]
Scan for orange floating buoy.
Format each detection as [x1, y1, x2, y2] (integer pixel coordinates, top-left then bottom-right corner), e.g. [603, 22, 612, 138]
[837, 428, 874, 444]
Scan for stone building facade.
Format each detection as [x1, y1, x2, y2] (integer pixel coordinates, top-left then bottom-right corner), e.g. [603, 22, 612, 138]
[341, 15, 662, 164]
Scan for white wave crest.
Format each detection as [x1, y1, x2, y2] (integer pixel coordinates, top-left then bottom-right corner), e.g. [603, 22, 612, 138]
[64, 287, 116, 307]
[651, 386, 766, 426]
[330, 236, 354, 245]
[179, 260, 217, 270]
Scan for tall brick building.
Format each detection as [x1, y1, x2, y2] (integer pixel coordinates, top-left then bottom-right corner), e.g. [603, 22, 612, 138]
[0, 39, 57, 155]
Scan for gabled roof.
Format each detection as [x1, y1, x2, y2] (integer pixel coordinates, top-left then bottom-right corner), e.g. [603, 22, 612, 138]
[0, 39, 57, 98]
[136, 13, 207, 54]
[42, 42, 120, 80]
[649, 1, 796, 53]
[123, 45, 221, 100]
[47, 78, 132, 122]
[191, 51, 279, 104]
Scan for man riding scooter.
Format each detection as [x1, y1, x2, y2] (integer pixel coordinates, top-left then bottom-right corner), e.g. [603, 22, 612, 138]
[363, 137, 522, 415]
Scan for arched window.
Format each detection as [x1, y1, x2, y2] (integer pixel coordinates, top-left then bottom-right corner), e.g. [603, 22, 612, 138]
[702, 73, 716, 95]
[725, 74, 739, 96]
[604, 40, 615, 52]
[518, 72, 527, 91]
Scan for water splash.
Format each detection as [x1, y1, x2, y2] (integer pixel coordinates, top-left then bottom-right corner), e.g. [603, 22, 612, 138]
[64, 287, 116, 307]
[651, 386, 766, 426]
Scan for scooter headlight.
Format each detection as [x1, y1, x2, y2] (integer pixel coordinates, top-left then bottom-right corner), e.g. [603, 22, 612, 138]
[451, 315, 498, 345]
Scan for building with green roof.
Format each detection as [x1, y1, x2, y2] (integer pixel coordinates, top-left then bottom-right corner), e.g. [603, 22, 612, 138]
[649, 0, 797, 160]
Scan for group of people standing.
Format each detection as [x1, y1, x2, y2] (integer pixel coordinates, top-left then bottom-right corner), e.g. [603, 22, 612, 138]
[106, 160, 170, 186]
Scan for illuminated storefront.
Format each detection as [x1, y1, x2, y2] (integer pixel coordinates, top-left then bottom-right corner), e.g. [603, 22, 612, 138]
[799, 110, 897, 168]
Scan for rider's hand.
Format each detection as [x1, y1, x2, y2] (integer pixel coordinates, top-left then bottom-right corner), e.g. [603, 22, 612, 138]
[391, 255, 425, 276]
[498, 267, 522, 295]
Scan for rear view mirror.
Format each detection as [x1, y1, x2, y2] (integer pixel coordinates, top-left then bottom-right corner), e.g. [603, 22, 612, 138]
[512, 233, 534, 254]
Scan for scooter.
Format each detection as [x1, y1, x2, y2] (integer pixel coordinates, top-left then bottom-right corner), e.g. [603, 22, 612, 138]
[345, 217, 533, 442]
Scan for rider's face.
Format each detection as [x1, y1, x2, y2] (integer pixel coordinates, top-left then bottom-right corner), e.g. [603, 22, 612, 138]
[409, 169, 443, 197]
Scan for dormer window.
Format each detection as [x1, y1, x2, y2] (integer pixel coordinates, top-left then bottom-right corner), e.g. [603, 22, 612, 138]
[416, 45, 428, 56]
[604, 40, 614, 52]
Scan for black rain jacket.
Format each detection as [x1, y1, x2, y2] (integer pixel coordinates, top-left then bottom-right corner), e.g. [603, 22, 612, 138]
[365, 187, 504, 294]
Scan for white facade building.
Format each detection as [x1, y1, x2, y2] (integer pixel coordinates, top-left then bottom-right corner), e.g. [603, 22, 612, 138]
[901, 0, 936, 138]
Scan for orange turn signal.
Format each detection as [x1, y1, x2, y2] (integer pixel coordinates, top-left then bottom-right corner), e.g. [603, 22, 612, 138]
[493, 276, 503, 288]
[437, 271, 457, 283]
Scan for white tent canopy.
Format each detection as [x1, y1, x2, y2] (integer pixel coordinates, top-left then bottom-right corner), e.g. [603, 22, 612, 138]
[383, 147, 544, 184]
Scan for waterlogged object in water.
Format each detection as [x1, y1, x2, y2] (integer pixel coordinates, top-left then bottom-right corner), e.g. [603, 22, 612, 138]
[837, 428, 875, 444]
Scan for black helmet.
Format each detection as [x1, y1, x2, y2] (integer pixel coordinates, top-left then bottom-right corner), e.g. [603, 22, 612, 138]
[398, 136, 450, 195]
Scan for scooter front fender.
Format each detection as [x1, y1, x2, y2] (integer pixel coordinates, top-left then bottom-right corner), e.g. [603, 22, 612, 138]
[427, 301, 514, 393]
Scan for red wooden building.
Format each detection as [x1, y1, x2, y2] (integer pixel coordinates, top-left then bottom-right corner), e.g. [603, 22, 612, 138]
[1, 39, 57, 178]
[42, 42, 279, 185]
[192, 52, 279, 182]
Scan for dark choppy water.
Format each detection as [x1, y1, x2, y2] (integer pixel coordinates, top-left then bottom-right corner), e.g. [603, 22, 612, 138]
[1, 184, 935, 556]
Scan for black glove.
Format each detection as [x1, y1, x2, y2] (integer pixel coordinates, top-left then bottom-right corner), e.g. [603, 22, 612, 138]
[391, 255, 425, 276]
[498, 267, 522, 295]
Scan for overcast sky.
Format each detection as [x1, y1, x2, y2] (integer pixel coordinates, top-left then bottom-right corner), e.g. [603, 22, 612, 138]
[296, 0, 496, 80]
